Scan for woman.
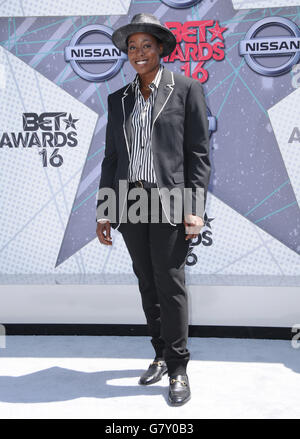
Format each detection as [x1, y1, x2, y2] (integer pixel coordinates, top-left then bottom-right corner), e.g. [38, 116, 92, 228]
[96, 13, 211, 406]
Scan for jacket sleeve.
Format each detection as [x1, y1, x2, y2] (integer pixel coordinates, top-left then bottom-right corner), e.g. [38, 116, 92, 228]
[96, 94, 117, 223]
[183, 80, 211, 218]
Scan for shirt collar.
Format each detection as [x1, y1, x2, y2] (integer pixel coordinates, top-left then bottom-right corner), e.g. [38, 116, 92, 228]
[131, 64, 164, 92]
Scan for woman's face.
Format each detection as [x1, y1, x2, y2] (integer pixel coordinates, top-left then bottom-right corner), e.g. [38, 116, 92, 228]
[127, 32, 163, 75]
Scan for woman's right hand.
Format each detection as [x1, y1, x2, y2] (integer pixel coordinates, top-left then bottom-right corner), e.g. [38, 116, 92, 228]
[96, 221, 112, 245]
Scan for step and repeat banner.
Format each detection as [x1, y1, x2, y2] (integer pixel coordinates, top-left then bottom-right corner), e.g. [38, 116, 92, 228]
[0, 0, 299, 286]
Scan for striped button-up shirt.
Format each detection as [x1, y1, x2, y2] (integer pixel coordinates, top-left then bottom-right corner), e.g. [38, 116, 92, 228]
[97, 64, 163, 224]
[128, 63, 164, 183]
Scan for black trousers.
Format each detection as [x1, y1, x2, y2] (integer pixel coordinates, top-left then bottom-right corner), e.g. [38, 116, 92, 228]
[118, 187, 191, 376]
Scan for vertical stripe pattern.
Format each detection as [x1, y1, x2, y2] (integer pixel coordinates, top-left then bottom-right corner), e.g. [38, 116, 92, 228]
[128, 63, 164, 183]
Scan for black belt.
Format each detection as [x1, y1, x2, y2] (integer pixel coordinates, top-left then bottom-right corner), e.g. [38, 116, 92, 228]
[129, 180, 158, 189]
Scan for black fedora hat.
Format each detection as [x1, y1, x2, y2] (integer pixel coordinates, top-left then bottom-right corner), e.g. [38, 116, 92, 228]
[112, 13, 177, 58]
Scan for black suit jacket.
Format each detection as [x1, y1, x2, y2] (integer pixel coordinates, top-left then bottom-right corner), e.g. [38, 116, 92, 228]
[96, 66, 211, 230]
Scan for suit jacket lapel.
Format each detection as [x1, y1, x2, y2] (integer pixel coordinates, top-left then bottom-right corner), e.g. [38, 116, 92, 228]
[151, 67, 174, 129]
[122, 83, 135, 159]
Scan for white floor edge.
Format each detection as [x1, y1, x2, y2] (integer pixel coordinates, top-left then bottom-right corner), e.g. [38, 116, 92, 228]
[0, 335, 299, 419]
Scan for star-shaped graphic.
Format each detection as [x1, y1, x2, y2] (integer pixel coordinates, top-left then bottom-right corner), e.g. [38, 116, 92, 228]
[203, 212, 215, 229]
[4, 3, 297, 269]
[208, 20, 227, 42]
[63, 113, 79, 130]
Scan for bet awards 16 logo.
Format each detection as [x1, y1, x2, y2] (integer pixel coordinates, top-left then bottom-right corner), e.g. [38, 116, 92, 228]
[0, 112, 78, 168]
[162, 20, 227, 82]
[186, 212, 214, 266]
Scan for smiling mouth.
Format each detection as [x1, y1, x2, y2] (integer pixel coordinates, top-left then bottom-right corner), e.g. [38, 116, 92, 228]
[135, 60, 148, 65]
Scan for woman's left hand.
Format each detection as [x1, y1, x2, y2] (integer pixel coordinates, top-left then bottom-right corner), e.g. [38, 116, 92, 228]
[184, 214, 205, 240]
